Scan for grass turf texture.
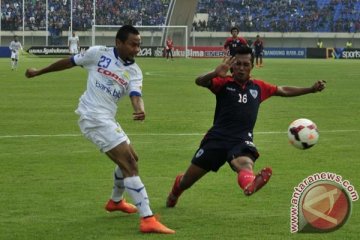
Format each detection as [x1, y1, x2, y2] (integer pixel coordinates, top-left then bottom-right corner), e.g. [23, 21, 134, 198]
[0, 56, 359, 240]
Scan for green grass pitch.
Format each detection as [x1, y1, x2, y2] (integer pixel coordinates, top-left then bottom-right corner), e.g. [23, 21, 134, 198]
[0, 55, 359, 240]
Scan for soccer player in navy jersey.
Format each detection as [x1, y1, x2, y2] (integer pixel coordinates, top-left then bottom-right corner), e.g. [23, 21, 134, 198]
[223, 27, 248, 56]
[166, 46, 326, 208]
[253, 35, 264, 67]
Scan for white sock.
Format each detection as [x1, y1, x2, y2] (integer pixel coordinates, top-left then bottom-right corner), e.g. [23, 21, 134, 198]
[124, 176, 153, 217]
[110, 166, 125, 202]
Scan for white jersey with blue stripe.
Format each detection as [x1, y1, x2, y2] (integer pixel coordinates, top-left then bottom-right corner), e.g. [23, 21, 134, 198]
[72, 46, 143, 118]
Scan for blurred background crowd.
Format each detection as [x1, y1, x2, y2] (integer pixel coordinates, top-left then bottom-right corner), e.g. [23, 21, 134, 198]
[1, 0, 169, 31]
[2, 0, 359, 33]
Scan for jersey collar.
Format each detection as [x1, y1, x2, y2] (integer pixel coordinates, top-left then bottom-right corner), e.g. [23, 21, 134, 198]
[113, 47, 135, 66]
[233, 77, 252, 89]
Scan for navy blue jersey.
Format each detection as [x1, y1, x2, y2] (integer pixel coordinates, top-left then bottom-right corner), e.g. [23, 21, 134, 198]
[203, 76, 277, 142]
[253, 39, 264, 53]
[224, 37, 248, 56]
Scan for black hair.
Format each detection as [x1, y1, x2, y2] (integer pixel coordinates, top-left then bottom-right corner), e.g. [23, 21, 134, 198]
[230, 27, 239, 33]
[116, 25, 140, 42]
[234, 46, 254, 66]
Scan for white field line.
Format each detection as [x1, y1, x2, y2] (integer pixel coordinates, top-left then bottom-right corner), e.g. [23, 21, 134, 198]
[0, 130, 359, 139]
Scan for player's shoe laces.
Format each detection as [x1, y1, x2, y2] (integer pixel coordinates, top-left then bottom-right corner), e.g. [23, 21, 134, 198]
[244, 167, 272, 196]
[105, 199, 137, 214]
[166, 174, 183, 208]
[140, 216, 175, 234]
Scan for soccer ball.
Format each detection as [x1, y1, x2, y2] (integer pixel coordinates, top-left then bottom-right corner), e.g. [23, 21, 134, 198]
[288, 118, 319, 149]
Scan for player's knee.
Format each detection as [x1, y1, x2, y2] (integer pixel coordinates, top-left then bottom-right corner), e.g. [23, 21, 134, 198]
[231, 156, 254, 171]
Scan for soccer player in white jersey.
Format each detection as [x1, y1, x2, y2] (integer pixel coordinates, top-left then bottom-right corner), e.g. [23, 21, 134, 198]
[68, 32, 80, 55]
[9, 36, 23, 70]
[25, 25, 175, 234]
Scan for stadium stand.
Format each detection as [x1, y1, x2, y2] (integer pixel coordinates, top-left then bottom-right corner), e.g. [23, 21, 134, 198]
[195, 0, 360, 32]
[1, 0, 359, 33]
[1, 0, 170, 31]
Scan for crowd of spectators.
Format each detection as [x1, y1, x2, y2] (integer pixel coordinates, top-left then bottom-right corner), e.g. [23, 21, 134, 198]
[95, 0, 169, 27]
[1, 0, 359, 34]
[196, 0, 360, 32]
[1, 0, 169, 31]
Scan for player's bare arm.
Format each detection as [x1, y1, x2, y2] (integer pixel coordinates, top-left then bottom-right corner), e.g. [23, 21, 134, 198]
[130, 95, 145, 120]
[25, 58, 75, 78]
[195, 57, 236, 87]
[275, 80, 326, 97]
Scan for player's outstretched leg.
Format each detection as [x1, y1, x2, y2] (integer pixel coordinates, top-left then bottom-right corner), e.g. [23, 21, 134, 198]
[243, 167, 272, 196]
[166, 174, 184, 208]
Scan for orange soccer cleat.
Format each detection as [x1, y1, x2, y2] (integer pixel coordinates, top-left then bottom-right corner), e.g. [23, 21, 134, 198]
[105, 199, 137, 214]
[140, 216, 175, 234]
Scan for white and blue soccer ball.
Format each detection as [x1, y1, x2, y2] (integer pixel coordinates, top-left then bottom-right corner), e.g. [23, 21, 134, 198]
[288, 118, 319, 149]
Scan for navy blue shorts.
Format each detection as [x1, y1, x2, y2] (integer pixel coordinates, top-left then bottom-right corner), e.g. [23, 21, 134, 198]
[255, 51, 263, 57]
[191, 138, 260, 172]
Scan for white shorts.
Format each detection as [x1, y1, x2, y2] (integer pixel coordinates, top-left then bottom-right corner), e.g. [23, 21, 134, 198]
[11, 52, 19, 60]
[78, 116, 130, 152]
[70, 46, 79, 54]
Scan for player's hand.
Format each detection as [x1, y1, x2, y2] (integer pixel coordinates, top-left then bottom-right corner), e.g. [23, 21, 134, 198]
[133, 111, 145, 121]
[312, 80, 326, 92]
[215, 56, 236, 77]
[25, 68, 39, 78]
